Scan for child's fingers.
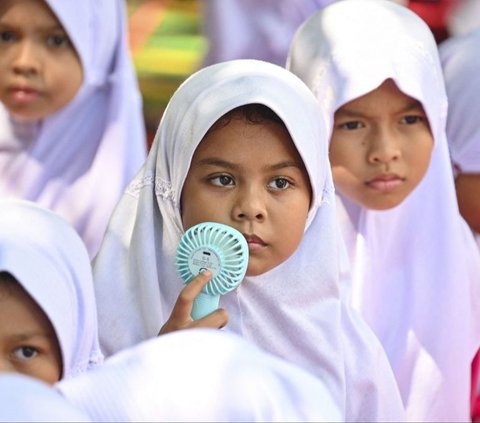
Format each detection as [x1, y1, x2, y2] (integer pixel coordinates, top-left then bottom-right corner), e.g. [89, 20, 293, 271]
[169, 271, 212, 321]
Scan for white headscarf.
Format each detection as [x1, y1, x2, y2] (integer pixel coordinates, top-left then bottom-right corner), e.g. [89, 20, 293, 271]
[0, 199, 103, 379]
[57, 328, 342, 422]
[93, 59, 404, 421]
[0, 374, 91, 422]
[439, 28, 480, 175]
[0, 0, 147, 259]
[287, 0, 480, 421]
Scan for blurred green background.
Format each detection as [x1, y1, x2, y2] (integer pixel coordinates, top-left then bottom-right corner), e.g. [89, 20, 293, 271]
[127, 0, 207, 145]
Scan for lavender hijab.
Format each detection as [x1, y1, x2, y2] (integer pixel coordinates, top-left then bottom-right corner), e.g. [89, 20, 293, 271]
[0, 0, 147, 258]
[287, 0, 480, 420]
[0, 199, 103, 379]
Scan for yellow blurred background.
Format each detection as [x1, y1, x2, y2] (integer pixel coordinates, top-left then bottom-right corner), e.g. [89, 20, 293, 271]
[127, 0, 206, 144]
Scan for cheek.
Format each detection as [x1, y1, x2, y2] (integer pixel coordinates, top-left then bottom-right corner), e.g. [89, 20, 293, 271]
[331, 166, 360, 198]
[329, 133, 364, 168]
[52, 60, 83, 107]
[180, 188, 223, 230]
[281, 203, 309, 254]
[36, 361, 62, 385]
[409, 143, 433, 184]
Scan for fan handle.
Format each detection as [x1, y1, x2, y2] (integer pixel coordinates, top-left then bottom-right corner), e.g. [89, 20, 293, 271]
[192, 292, 220, 320]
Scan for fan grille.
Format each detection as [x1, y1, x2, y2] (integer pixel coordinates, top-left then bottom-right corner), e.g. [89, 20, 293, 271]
[176, 222, 248, 295]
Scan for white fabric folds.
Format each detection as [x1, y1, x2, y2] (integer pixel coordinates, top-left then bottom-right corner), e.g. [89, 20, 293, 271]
[439, 28, 480, 174]
[0, 199, 103, 378]
[57, 329, 343, 422]
[0, 0, 147, 258]
[0, 373, 91, 422]
[287, 0, 480, 421]
[93, 59, 404, 421]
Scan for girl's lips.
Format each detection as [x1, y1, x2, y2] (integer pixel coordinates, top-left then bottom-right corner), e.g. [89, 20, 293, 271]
[8, 87, 40, 105]
[366, 175, 405, 192]
[244, 234, 267, 251]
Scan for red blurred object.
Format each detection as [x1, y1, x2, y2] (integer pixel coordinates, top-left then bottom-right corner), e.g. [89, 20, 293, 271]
[406, 0, 461, 43]
[472, 351, 480, 421]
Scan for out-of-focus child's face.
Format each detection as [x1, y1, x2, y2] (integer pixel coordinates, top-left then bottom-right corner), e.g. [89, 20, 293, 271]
[0, 0, 83, 121]
[455, 174, 480, 234]
[181, 114, 312, 276]
[0, 276, 62, 384]
[330, 79, 433, 210]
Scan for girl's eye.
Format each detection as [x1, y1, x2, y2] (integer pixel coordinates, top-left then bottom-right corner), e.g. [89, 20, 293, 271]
[0, 31, 16, 43]
[268, 178, 290, 190]
[12, 346, 38, 361]
[400, 115, 424, 125]
[210, 175, 234, 187]
[338, 121, 364, 130]
[47, 34, 70, 47]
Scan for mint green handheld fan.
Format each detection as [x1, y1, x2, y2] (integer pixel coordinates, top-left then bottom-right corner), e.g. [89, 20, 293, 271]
[175, 222, 249, 320]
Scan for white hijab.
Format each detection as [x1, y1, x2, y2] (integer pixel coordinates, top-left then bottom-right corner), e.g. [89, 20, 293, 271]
[0, 374, 91, 422]
[93, 59, 404, 421]
[94, 60, 403, 420]
[57, 329, 342, 422]
[0, 0, 147, 259]
[440, 28, 480, 249]
[439, 28, 480, 175]
[287, 0, 480, 421]
[0, 199, 103, 379]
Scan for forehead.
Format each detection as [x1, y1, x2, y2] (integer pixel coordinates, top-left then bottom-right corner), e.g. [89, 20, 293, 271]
[336, 79, 425, 115]
[195, 114, 302, 162]
[0, 0, 59, 25]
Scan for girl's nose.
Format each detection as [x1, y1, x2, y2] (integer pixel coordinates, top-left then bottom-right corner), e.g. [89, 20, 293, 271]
[232, 187, 266, 222]
[367, 129, 401, 164]
[12, 41, 41, 76]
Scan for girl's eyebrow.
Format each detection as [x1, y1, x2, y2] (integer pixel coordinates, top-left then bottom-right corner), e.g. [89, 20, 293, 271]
[269, 160, 304, 171]
[336, 100, 424, 118]
[195, 158, 303, 171]
[9, 332, 49, 342]
[195, 158, 238, 170]
[402, 100, 425, 113]
[0, 21, 65, 32]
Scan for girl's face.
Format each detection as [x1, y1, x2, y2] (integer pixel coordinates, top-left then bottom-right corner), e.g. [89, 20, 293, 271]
[330, 79, 434, 210]
[0, 277, 62, 385]
[181, 115, 312, 276]
[0, 0, 83, 121]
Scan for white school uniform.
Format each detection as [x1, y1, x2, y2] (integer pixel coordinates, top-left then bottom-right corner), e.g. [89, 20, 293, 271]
[57, 329, 343, 422]
[92, 59, 405, 421]
[0, 0, 147, 259]
[0, 199, 103, 378]
[287, 0, 480, 420]
[440, 28, 480, 248]
[0, 374, 91, 422]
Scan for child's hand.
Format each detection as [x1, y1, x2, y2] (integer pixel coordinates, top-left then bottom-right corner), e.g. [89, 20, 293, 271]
[158, 271, 229, 335]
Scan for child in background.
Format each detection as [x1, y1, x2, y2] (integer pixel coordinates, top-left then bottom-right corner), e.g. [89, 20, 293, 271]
[439, 28, 480, 420]
[439, 28, 480, 247]
[287, 0, 480, 420]
[0, 0, 147, 259]
[92, 59, 405, 421]
[201, 0, 336, 67]
[0, 199, 103, 383]
[57, 329, 343, 422]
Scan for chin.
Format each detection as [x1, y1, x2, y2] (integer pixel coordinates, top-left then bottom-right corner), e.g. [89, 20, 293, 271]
[246, 262, 274, 277]
[359, 195, 407, 211]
